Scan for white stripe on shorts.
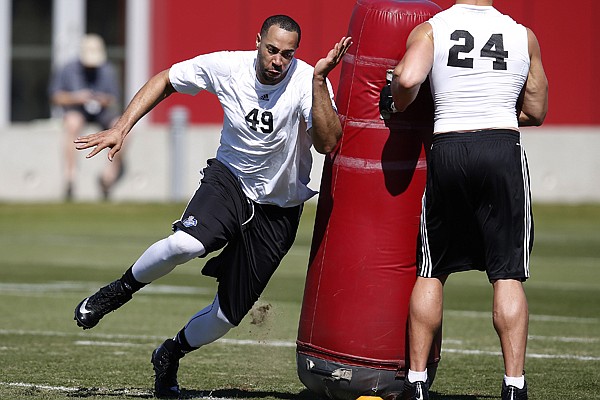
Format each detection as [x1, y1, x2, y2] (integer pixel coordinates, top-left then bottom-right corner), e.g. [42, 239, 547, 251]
[419, 190, 433, 277]
[519, 135, 532, 278]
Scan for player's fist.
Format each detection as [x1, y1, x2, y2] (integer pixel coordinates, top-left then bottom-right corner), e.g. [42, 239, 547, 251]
[379, 69, 397, 120]
[379, 83, 397, 114]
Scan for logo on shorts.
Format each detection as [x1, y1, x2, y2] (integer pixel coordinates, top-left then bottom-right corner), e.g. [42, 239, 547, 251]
[182, 215, 198, 227]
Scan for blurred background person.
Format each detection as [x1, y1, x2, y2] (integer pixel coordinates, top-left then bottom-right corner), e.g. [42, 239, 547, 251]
[49, 33, 123, 201]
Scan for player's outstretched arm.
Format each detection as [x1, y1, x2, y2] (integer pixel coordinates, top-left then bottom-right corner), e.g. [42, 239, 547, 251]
[310, 36, 352, 154]
[74, 69, 176, 161]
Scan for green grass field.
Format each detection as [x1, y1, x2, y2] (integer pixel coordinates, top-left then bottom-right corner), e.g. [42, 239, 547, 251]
[0, 202, 598, 399]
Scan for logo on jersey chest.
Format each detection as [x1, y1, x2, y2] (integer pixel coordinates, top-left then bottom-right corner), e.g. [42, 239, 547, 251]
[259, 93, 269, 101]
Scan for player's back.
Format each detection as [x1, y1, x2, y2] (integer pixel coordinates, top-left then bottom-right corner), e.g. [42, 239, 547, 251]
[428, 4, 529, 133]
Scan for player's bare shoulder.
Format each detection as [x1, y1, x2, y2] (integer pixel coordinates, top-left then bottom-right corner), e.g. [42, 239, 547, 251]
[409, 21, 434, 44]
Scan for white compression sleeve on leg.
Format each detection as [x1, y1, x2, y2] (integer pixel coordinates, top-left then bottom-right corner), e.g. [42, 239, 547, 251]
[182, 294, 234, 348]
[131, 230, 205, 283]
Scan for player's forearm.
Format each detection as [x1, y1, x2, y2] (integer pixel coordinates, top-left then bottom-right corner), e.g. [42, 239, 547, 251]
[519, 28, 548, 127]
[390, 60, 428, 112]
[113, 69, 175, 136]
[518, 74, 548, 126]
[391, 80, 420, 113]
[518, 105, 546, 126]
[311, 76, 342, 154]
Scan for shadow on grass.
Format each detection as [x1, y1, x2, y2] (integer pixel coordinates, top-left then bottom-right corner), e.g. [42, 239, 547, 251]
[430, 393, 495, 400]
[180, 388, 495, 400]
[65, 387, 153, 398]
[63, 387, 496, 400]
[180, 388, 315, 399]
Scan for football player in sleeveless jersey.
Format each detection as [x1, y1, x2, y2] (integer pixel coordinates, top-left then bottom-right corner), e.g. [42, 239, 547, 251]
[381, 1, 547, 399]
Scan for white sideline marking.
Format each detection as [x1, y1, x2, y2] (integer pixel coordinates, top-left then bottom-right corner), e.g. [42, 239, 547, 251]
[446, 310, 599, 324]
[69, 339, 600, 361]
[443, 348, 600, 362]
[0, 281, 211, 295]
[0, 381, 237, 399]
[218, 338, 295, 348]
[529, 335, 599, 343]
[74, 340, 146, 347]
[72, 338, 295, 349]
[0, 329, 296, 348]
[0, 329, 597, 362]
[1, 382, 78, 392]
[526, 353, 600, 361]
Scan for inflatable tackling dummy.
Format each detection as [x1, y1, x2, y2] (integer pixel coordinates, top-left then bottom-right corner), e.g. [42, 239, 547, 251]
[296, 1, 442, 399]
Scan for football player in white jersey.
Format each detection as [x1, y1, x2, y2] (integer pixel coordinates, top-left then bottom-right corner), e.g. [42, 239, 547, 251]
[73, 15, 351, 398]
[380, 1, 548, 400]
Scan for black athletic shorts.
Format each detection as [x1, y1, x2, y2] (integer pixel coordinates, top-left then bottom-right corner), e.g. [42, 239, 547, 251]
[417, 130, 533, 281]
[173, 159, 302, 325]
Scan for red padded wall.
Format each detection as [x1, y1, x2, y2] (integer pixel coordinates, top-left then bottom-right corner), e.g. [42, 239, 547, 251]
[430, 0, 597, 125]
[149, 0, 598, 125]
[149, 0, 356, 124]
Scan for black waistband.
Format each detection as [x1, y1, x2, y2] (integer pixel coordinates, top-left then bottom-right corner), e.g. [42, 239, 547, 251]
[432, 129, 520, 143]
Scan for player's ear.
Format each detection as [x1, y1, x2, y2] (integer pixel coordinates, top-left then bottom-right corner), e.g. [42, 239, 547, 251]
[256, 33, 261, 50]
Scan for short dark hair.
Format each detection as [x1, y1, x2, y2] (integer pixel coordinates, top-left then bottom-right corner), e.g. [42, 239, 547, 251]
[260, 15, 301, 46]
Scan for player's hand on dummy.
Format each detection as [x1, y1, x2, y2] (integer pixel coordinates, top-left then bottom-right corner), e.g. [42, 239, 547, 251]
[314, 36, 352, 79]
[74, 128, 123, 162]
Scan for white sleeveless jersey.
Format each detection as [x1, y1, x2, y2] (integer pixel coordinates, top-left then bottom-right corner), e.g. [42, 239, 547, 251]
[428, 5, 529, 133]
[169, 50, 335, 207]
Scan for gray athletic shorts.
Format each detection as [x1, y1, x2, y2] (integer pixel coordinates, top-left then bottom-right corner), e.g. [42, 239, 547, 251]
[417, 130, 533, 281]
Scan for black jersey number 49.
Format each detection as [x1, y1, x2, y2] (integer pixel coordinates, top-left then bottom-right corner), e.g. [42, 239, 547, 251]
[245, 109, 274, 133]
[447, 30, 508, 70]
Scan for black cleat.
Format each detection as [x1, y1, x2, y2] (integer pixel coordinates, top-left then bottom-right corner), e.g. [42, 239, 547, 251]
[401, 379, 429, 400]
[152, 339, 184, 399]
[74, 280, 132, 329]
[502, 380, 528, 400]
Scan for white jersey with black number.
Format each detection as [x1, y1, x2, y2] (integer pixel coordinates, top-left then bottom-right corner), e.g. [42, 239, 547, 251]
[428, 4, 529, 133]
[169, 50, 336, 207]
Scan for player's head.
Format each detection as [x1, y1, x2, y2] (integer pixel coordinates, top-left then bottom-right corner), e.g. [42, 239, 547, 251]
[260, 15, 301, 47]
[255, 15, 301, 85]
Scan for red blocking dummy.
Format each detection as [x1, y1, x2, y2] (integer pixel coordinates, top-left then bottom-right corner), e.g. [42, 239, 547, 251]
[297, 1, 442, 399]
